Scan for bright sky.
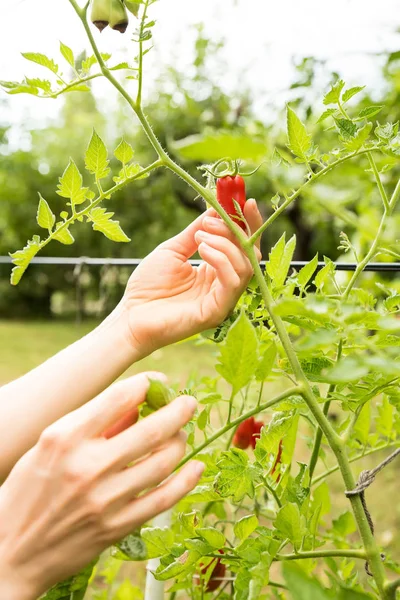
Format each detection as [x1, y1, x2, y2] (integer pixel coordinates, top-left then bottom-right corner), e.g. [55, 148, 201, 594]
[1, 0, 399, 133]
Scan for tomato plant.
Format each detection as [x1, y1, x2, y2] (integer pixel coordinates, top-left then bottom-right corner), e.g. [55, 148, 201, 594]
[2, 1, 400, 599]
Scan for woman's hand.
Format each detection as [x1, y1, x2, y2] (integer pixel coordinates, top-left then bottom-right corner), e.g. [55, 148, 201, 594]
[122, 199, 263, 357]
[0, 373, 203, 600]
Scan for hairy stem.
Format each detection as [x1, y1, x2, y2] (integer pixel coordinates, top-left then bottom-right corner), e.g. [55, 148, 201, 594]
[312, 442, 400, 486]
[309, 340, 343, 479]
[36, 160, 162, 255]
[275, 549, 366, 561]
[177, 386, 302, 470]
[248, 147, 380, 247]
[247, 249, 389, 598]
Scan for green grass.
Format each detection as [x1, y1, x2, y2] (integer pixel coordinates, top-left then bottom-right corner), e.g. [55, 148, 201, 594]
[0, 319, 216, 385]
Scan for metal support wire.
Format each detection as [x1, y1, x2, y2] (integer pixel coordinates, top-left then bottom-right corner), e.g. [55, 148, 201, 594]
[1, 256, 400, 271]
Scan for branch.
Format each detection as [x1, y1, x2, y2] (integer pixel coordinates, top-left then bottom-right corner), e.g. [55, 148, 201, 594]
[275, 549, 367, 562]
[176, 386, 302, 470]
[248, 147, 380, 247]
[312, 442, 400, 486]
[368, 153, 390, 211]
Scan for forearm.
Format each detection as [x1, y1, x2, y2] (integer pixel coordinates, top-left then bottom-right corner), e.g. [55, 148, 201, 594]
[0, 304, 138, 479]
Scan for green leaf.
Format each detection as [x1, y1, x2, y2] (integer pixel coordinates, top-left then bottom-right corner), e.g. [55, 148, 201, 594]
[283, 562, 332, 600]
[287, 106, 312, 160]
[358, 105, 383, 120]
[198, 528, 225, 549]
[342, 86, 365, 103]
[53, 223, 75, 245]
[81, 55, 97, 72]
[274, 503, 306, 551]
[332, 511, 356, 538]
[322, 357, 368, 383]
[41, 559, 97, 600]
[234, 515, 259, 541]
[297, 253, 319, 288]
[314, 258, 335, 290]
[114, 138, 134, 164]
[125, 0, 142, 15]
[343, 122, 373, 152]
[317, 108, 336, 123]
[171, 132, 268, 162]
[335, 118, 357, 138]
[57, 159, 88, 206]
[214, 449, 256, 502]
[21, 52, 58, 74]
[25, 77, 52, 93]
[64, 83, 91, 93]
[85, 130, 110, 179]
[353, 402, 371, 446]
[141, 527, 174, 559]
[323, 79, 345, 105]
[89, 207, 130, 242]
[60, 42, 74, 67]
[36, 193, 55, 230]
[10, 235, 41, 285]
[0, 80, 39, 96]
[266, 233, 296, 288]
[255, 412, 299, 483]
[111, 532, 147, 561]
[312, 482, 331, 518]
[216, 311, 259, 394]
[376, 396, 394, 439]
[154, 550, 201, 581]
[255, 341, 277, 381]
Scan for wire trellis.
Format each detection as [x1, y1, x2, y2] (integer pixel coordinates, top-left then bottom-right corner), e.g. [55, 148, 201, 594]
[1, 256, 400, 271]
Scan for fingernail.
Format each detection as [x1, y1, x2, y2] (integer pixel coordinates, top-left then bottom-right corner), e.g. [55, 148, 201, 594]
[203, 216, 220, 229]
[193, 461, 205, 477]
[185, 396, 198, 413]
[195, 230, 209, 241]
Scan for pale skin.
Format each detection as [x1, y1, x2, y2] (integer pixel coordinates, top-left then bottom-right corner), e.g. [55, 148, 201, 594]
[0, 200, 262, 600]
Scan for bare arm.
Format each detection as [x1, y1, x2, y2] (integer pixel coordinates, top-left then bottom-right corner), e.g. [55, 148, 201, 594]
[0, 307, 137, 479]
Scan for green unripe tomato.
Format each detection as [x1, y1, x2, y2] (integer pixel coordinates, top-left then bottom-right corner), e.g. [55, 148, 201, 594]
[145, 378, 173, 413]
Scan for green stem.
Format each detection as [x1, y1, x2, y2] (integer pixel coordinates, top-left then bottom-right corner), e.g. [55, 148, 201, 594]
[263, 478, 282, 508]
[227, 389, 235, 424]
[308, 400, 331, 480]
[49, 72, 103, 98]
[385, 578, 400, 600]
[247, 250, 389, 598]
[342, 210, 387, 299]
[136, 0, 149, 106]
[176, 386, 302, 470]
[36, 159, 162, 257]
[275, 549, 366, 562]
[368, 153, 390, 211]
[309, 340, 343, 479]
[312, 442, 400, 486]
[248, 147, 379, 247]
[343, 175, 400, 299]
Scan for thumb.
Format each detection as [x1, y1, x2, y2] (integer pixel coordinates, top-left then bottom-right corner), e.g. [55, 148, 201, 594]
[163, 209, 213, 259]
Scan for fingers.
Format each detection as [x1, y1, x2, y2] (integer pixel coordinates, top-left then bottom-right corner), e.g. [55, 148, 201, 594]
[195, 230, 251, 281]
[103, 395, 197, 471]
[162, 209, 213, 259]
[102, 409, 138, 440]
[98, 432, 187, 505]
[198, 242, 242, 291]
[204, 199, 263, 257]
[111, 461, 205, 536]
[40, 373, 166, 444]
[244, 199, 263, 249]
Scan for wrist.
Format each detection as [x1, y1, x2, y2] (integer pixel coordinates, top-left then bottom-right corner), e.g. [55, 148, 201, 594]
[101, 300, 144, 365]
[0, 558, 36, 600]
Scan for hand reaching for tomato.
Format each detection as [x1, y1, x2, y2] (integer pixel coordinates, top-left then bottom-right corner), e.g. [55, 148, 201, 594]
[121, 200, 262, 358]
